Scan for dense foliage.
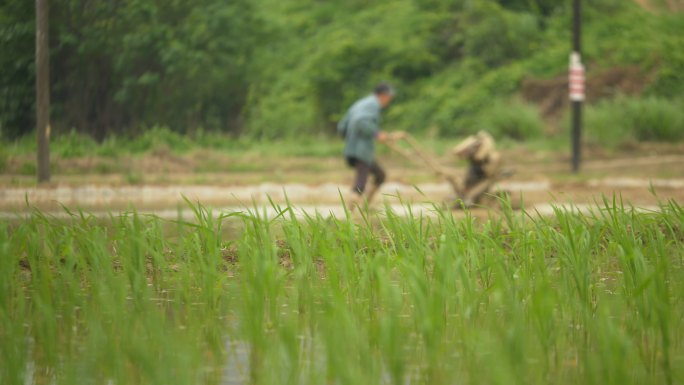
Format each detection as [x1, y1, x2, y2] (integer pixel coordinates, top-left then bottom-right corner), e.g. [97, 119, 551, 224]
[1, 0, 682, 140]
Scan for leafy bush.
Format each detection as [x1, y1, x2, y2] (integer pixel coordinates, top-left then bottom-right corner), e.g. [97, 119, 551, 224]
[245, 80, 318, 140]
[628, 98, 684, 141]
[191, 129, 238, 150]
[477, 99, 545, 141]
[585, 97, 684, 146]
[463, 2, 541, 68]
[647, 16, 684, 98]
[0, 142, 7, 173]
[401, 63, 527, 136]
[48, 128, 195, 157]
[125, 170, 144, 185]
[94, 137, 125, 158]
[52, 130, 99, 158]
[19, 161, 36, 175]
[125, 126, 194, 154]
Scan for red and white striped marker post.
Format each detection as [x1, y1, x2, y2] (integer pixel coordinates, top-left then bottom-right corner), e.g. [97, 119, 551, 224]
[569, 50, 584, 172]
[569, 52, 585, 102]
[570, 0, 582, 172]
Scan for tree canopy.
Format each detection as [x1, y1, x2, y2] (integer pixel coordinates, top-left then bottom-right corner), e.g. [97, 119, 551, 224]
[1, 0, 682, 140]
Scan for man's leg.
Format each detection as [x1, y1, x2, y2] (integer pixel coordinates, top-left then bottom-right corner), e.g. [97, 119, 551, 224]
[352, 160, 371, 195]
[457, 165, 484, 208]
[346, 159, 370, 210]
[364, 162, 386, 204]
[463, 178, 493, 205]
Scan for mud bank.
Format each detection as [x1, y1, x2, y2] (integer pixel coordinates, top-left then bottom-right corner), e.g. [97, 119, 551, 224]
[1, 178, 681, 215]
[0, 181, 549, 210]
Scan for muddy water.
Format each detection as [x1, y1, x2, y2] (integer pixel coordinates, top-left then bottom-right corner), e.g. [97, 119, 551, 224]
[0, 181, 547, 210]
[1, 178, 680, 218]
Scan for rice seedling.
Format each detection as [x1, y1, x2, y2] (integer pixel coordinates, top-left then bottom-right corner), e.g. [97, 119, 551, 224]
[1, 196, 683, 384]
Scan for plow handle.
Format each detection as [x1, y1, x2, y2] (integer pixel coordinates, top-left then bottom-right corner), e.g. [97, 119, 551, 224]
[384, 133, 463, 195]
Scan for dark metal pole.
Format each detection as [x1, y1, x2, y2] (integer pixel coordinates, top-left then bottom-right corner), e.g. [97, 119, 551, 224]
[571, 95, 582, 173]
[36, 0, 51, 183]
[571, 0, 582, 173]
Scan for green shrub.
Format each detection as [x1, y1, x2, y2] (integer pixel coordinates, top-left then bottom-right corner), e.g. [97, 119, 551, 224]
[3, 134, 35, 155]
[93, 161, 115, 174]
[51, 128, 195, 157]
[52, 130, 99, 158]
[463, 3, 541, 68]
[94, 137, 123, 158]
[19, 161, 36, 175]
[125, 126, 194, 154]
[477, 99, 545, 141]
[191, 129, 237, 150]
[0, 143, 7, 172]
[245, 83, 318, 140]
[648, 18, 684, 98]
[628, 98, 684, 141]
[125, 170, 144, 185]
[386, 61, 528, 137]
[585, 96, 684, 146]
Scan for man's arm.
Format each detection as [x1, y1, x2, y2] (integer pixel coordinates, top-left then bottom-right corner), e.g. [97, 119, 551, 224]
[473, 133, 494, 162]
[337, 112, 350, 137]
[451, 136, 479, 158]
[356, 116, 380, 138]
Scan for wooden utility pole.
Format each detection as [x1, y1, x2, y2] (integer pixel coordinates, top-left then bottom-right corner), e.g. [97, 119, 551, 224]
[36, 0, 51, 183]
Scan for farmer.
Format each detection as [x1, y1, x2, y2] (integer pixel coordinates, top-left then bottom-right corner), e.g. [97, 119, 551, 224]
[337, 83, 404, 209]
[451, 131, 501, 208]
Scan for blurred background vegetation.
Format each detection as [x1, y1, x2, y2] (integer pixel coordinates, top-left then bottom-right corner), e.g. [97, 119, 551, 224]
[1, 0, 683, 148]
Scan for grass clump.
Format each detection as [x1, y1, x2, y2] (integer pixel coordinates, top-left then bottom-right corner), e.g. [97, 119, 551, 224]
[585, 96, 684, 146]
[477, 98, 545, 140]
[123, 126, 195, 154]
[52, 130, 100, 158]
[0, 142, 7, 173]
[1, 199, 684, 384]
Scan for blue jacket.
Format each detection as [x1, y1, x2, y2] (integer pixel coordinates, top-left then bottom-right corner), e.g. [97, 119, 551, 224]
[337, 95, 382, 164]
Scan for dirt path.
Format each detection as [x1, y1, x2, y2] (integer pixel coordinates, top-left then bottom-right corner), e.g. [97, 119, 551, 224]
[2, 177, 682, 216]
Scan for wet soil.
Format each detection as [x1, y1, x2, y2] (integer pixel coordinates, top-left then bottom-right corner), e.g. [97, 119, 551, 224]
[2, 142, 683, 215]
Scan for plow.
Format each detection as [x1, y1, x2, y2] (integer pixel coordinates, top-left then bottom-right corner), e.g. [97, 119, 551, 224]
[384, 131, 515, 209]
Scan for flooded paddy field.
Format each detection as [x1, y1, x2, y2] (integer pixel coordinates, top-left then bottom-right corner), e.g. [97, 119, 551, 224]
[2, 176, 683, 215]
[3, 146, 684, 384]
[2, 188, 684, 384]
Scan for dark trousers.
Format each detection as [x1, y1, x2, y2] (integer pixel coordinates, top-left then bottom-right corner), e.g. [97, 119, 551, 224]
[464, 162, 487, 190]
[463, 161, 490, 204]
[346, 157, 386, 194]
